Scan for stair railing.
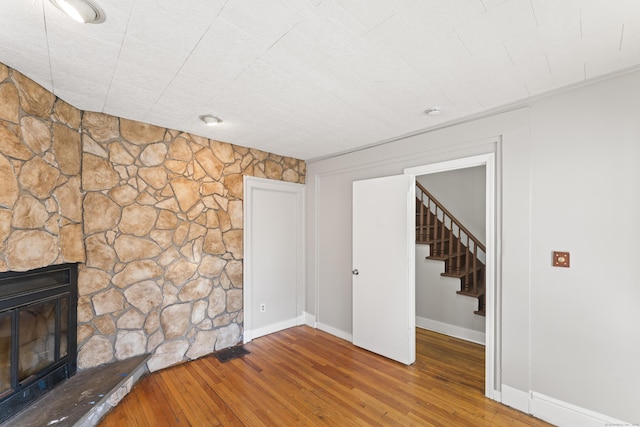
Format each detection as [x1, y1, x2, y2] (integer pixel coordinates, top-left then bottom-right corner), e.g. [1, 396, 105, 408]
[416, 182, 486, 296]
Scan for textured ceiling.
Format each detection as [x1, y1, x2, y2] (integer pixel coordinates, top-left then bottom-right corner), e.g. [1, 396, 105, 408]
[2, 0, 640, 160]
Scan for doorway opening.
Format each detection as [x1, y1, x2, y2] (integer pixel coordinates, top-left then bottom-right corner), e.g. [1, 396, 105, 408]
[405, 152, 496, 398]
[414, 165, 487, 391]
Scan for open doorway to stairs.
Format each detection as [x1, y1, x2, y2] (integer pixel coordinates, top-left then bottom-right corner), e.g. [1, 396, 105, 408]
[415, 165, 486, 344]
[405, 152, 496, 398]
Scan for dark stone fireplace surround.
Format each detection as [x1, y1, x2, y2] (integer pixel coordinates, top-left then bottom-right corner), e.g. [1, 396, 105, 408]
[0, 263, 78, 423]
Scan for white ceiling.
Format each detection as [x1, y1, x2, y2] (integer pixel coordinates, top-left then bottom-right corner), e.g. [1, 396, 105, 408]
[2, 0, 640, 160]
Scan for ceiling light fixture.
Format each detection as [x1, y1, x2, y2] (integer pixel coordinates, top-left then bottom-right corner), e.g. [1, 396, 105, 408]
[50, 0, 104, 24]
[424, 107, 441, 116]
[200, 115, 222, 127]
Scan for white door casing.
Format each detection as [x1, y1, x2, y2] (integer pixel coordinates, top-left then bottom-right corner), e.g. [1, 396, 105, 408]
[352, 174, 415, 365]
[405, 152, 496, 398]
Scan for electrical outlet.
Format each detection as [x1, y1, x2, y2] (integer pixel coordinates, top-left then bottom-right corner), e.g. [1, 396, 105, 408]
[260, 303, 266, 313]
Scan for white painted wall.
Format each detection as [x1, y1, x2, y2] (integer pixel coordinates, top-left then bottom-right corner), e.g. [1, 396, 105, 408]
[415, 245, 486, 343]
[244, 177, 305, 341]
[528, 74, 640, 422]
[417, 165, 486, 241]
[306, 70, 640, 423]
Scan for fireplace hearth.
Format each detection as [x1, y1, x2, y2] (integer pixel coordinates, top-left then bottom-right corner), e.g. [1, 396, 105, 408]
[0, 263, 78, 423]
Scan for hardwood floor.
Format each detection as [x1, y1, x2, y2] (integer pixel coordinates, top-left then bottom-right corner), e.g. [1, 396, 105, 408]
[99, 326, 552, 426]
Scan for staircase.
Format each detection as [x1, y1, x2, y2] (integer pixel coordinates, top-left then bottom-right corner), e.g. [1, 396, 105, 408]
[415, 182, 486, 316]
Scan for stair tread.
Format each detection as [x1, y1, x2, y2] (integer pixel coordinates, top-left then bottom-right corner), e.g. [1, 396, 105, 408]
[425, 253, 476, 261]
[456, 289, 485, 298]
[425, 255, 449, 261]
[441, 269, 481, 278]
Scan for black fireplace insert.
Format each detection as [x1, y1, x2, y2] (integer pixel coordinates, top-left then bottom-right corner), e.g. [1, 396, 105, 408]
[0, 263, 78, 423]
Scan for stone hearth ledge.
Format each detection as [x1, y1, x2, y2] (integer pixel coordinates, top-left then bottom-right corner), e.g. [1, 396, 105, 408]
[4, 354, 150, 427]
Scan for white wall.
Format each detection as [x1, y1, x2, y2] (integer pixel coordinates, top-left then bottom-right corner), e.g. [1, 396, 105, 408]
[528, 73, 640, 421]
[306, 70, 640, 423]
[244, 177, 305, 340]
[415, 245, 486, 344]
[417, 165, 486, 241]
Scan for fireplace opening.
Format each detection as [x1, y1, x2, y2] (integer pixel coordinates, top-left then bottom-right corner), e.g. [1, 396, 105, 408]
[0, 263, 78, 423]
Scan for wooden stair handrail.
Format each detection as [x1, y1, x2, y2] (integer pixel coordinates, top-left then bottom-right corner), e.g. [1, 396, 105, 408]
[416, 181, 486, 315]
[416, 182, 485, 253]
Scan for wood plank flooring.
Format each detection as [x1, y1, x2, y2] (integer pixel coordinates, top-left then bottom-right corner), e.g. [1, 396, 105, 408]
[99, 326, 552, 426]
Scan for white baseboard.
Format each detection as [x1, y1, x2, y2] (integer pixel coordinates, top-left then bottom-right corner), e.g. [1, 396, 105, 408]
[316, 322, 352, 342]
[248, 318, 298, 341]
[301, 311, 316, 327]
[499, 386, 632, 427]
[245, 312, 318, 341]
[501, 384, 531, 414]
[531, 392, 632, 427]
[416, 316, 485, 345]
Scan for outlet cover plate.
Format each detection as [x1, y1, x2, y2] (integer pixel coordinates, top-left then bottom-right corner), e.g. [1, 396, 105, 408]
[552, 251, 570, 267]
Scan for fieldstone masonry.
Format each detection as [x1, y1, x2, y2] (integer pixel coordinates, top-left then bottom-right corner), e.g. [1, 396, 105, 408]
[0, 62, 306, 372]
[0, 66, 83, 272]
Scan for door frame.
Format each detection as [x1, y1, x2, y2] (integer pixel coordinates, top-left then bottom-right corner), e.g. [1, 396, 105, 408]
[405, 152, 497, 398]
[243, 176, 306, 343]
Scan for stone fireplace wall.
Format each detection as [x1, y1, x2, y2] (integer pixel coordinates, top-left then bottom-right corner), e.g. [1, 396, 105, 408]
[0, 65, 84, 271]
[0, 62, 306, 372]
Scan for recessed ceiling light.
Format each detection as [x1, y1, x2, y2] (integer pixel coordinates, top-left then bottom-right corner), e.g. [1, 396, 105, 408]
[424, 107, 441, 116]
[50, 0, 104, 24]
[200, 115, 222, 127]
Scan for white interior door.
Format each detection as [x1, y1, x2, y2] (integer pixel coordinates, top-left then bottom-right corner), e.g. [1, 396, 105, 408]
[352, 174, 415, 365]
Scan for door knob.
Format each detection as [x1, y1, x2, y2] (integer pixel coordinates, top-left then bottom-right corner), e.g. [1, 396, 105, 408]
[352, 269, 359, 275]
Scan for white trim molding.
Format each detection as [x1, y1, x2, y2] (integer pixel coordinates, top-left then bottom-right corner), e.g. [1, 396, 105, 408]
[250, 319, 299, 341]
[500, 386, 634, 427]
[416, 316, 485, 345]
[247, 313, 314, 342]
[501, 384, 531, 414]
[405, 150, 498, 399]
[531, 392, 633, 427]
[302, 311, 316, 328]
[316, 322, 352, 342]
